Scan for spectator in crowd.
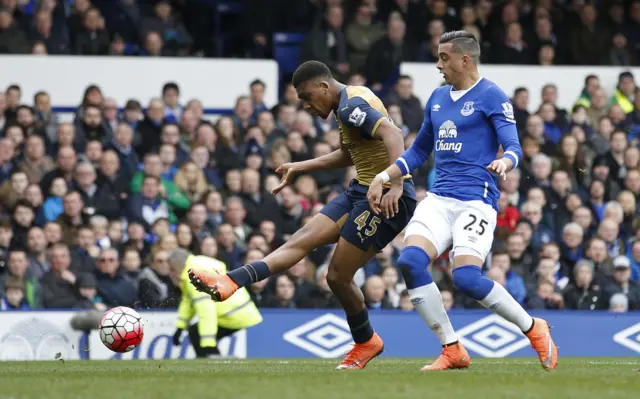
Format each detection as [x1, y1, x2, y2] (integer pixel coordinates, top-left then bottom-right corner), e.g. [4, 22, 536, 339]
[95, 248, 136, 308]
[141, 0, 192, 57]
[603, 255, 640, 310]
[345, 3, 385, 74]
[569, 3, 610, 65]
[26, 227, 49, 279]
[106, 123, 138, 179]
[0, 169, 28, 212]
[31, 10, 69, 55]
[265, 274, 296, 308]
[128, 175, 171, 230]
[0, 249, 38, 308]
[363, 275, 394, 310]
[302, 4, 348, 80]
[74, 7, 110, 55]
[365, 15, 415, 92]
[40, 244, 92, 309]
[490, 251, 527, 305]
[18, 135, 55, 185]
[0, 6, 30, 54]
[563, 259, 605, 310]
[56, 191, 89, 245]
[138, 249, 178, 309]
[384, 75, 423, 132]
[40, 145, 78, 196]
[1, 276, 30, 310]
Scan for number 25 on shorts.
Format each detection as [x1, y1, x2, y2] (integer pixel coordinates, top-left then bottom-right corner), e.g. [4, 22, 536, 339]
[354, 210, 381, 237]
[462, 213, 488, 236]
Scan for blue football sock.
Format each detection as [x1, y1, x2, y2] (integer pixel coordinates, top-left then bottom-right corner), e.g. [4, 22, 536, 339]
[227, 261, 271, 287]
[452, 265, 494, 300]
[346, 308, 374, 344]
[397, 246, 433, 289]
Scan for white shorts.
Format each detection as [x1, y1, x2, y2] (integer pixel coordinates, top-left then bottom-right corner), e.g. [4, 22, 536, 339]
[404, 193, 497, 261]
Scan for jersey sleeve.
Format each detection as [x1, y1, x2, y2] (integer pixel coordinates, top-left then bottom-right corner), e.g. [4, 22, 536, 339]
[486, 86, 522, 168]
[395, 96, 435, 175]
[337, 95, 387, 139]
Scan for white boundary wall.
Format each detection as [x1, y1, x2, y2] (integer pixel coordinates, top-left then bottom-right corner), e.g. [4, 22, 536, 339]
[0, 56, 279, 109]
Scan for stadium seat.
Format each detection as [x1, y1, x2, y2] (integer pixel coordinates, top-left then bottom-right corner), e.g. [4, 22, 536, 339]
[273, 33, 305, 76]
[213, 1, 245, 57]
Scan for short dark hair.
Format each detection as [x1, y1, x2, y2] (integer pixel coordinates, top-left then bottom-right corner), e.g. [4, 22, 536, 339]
[6, 84, 20, 93]
[16, 105, 33, 114]
[34, 91, 48, 102]
[14, 199, 34, 211]
[397, 75, 412, 81]
[250, 79, 265, 88]
[585, 74, 598, 85]
[611, 129, 628, 140]
[162, 82, 179, 95]
[514, 87, 528, 96]
[292, 61, 332, 88]
[439, 30, 481, 63]
[142, 174, 160, 184]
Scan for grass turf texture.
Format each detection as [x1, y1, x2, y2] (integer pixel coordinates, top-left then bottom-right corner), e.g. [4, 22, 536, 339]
[1, 358, 639, 399]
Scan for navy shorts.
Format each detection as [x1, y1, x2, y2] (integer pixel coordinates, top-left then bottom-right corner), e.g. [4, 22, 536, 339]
[320, 179, 417, 251]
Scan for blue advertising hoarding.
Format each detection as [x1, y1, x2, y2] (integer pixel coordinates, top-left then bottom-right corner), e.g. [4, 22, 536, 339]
[1, 310, 639, 361]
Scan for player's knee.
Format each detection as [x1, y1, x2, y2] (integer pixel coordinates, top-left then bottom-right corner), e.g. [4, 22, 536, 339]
[452, 265, 493, 300]
[325, 266, 344, 288]
[397, 246, 433, 289]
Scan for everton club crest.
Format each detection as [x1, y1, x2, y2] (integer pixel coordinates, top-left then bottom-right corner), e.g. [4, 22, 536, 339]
[460, 101, 475, 116]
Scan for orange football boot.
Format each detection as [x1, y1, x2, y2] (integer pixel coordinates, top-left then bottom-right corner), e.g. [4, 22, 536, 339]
[421, 342, 470, 371]
[188, 269, 238, 301]
[336, 332, 384, 370]
[525, 317, 558, 370]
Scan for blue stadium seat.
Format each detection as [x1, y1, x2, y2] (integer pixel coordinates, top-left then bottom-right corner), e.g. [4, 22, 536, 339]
[273, 32, 305, 75]
[213, 1, 244, 57]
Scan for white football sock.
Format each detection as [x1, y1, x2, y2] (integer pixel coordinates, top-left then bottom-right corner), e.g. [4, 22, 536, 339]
[478, 282, 534, 332]
[408, 282, 458, 345]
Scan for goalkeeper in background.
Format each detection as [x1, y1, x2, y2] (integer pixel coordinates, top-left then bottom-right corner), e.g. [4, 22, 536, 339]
[168, 248, 262, 358]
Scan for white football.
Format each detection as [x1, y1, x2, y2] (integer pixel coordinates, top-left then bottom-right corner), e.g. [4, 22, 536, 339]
[98, 306, 144, 353]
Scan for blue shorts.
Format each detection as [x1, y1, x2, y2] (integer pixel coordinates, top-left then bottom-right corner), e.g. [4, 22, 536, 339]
[320, 179, 417, 252]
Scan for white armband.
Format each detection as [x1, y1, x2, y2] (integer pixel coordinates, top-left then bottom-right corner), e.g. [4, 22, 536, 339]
[376, 171, 391, 184]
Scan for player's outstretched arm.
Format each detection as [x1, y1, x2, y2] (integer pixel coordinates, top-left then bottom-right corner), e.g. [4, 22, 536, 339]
[271, 147, 352, 195]
[368, 109, 434, 213]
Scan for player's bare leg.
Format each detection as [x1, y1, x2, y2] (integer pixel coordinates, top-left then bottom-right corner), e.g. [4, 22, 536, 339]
[326, 239, 383, 370]
[451, 253, 558, 370]
[189, 214, 340, 301]
[398, 235, 470, 371]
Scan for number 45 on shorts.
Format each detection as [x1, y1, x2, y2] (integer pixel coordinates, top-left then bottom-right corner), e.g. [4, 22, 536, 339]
[354, 210, 381, 243]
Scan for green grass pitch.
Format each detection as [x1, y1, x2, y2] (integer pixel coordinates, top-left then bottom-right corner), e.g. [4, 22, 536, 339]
[1, 358, 639, 399]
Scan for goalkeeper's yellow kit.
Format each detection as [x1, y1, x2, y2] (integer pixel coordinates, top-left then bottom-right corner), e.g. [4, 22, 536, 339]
[175, 255, 262, 348]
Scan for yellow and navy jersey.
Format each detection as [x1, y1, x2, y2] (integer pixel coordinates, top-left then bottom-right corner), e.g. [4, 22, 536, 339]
[335, 86, 393, 187]
[335, 86, 414, 199]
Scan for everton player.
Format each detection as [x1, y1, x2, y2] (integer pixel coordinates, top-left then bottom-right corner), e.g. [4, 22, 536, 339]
[190, 60, 417, 370]
[368, 31, 558, 371]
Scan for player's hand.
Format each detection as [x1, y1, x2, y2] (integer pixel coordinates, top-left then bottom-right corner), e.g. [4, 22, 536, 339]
[380, 183, 402, 219]
[272, 162, 300, 195]
[172, 329, 183, 346]
[367, 176, 385, 215]
[487, 159, 509, 180]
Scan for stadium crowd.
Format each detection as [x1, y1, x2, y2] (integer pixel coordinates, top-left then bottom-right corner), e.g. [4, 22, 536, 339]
[0, 0, 638, 314]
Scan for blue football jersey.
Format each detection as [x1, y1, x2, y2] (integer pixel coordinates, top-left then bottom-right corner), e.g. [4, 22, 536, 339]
[396, 78, 522, 211]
